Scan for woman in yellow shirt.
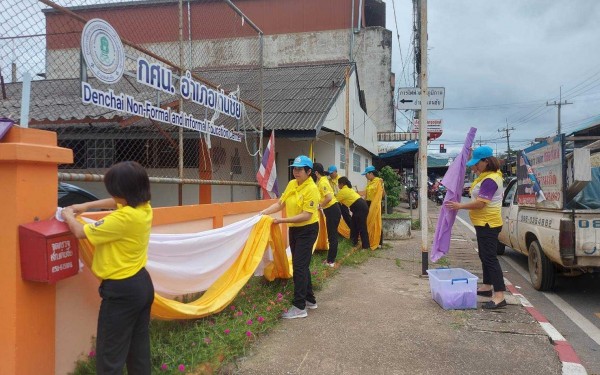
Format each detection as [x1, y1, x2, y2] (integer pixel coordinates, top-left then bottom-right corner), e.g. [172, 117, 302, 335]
[363, 166, 385, 247]
[61, 161, 154, 374]
[261, 155, 321, 319]
[313, 163, 342, 266]
[336, 177, 370, 249]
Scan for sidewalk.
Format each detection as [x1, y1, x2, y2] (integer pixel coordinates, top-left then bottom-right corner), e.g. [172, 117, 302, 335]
[231, 202, 562, 375]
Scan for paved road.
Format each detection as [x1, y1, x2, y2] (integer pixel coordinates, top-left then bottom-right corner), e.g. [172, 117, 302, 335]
[455, 204, 600, 373]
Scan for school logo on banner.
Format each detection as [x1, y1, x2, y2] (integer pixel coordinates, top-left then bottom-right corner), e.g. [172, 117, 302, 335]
[81, 18, 125, 85]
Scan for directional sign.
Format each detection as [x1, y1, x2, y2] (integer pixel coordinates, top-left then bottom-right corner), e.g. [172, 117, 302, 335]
[397, 87, 445, 110]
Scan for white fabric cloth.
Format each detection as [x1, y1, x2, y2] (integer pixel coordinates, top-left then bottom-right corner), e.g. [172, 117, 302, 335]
[147, 215, 265, 296]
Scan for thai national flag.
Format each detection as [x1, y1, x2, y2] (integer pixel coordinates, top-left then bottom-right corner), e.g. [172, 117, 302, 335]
[256, 131, 279, 199]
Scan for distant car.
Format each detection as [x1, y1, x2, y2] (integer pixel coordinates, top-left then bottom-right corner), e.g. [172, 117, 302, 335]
[462, 181, 471, 197]
[58, 182, 99, 207]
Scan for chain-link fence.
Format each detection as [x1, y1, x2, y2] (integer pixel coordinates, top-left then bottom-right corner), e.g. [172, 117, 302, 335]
[1, 0, 264, 201]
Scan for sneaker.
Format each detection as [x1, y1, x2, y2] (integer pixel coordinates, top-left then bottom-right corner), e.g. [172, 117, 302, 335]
[305, 301, 318, 310]
[323, 261, 335, 268]
[281, 306, 308, 319]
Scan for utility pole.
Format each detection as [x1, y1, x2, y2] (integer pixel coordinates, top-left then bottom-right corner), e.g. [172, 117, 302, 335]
[498, 121, 515, 175]
[416, 0, 429, 275]
[546, 87, 572, 136]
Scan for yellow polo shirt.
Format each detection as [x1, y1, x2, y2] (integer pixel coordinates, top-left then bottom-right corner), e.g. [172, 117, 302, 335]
[317, 176, 337, 209]
[365, 177, 384, 201]
[84, 202, 152, 280]
[328, 175, 340, 194]
[279, 178, 320, 227]
[336, 185, 361, 208]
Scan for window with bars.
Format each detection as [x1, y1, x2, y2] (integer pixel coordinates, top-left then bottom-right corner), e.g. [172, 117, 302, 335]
[86, 139, 114, 168]
[353, 152, 361, 172]
[340, 146, 346, 170]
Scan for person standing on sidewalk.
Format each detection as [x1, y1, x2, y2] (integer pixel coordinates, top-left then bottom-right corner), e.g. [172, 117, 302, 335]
[313, 163, 342, 266]
[362, 166, 384, 248]
[328, 165, 352, 231]
[260, 155, 320, 319]
[61, 161, 155, 374]
[445, 146, 506, 309]
[336, 177, 371, 249]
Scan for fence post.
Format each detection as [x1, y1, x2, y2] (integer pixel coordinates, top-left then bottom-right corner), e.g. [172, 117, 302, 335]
[0, 126, 72, 374]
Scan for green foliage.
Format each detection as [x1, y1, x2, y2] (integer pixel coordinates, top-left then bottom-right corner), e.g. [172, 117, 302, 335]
[379, 166, 402, 209]
[71, 238, 379, 374]
[411, 219, 421, 230]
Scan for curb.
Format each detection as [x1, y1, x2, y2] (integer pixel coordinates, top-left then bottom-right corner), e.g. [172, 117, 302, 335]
[505, 281, 588, 375]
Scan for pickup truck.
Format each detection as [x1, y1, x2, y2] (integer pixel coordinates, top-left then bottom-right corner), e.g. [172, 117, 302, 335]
[498, 177, 600, 290]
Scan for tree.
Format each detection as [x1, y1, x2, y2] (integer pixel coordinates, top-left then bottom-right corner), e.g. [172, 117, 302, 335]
[380, 166, 402, 212]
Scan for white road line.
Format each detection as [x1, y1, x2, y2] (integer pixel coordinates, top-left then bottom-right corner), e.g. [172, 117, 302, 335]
[455, 217, 600, 348]
[540, 321, 566, 342]
[455, 215, 475, 234]
[542, 292, 600, 346]
[563, 362, 588, 375]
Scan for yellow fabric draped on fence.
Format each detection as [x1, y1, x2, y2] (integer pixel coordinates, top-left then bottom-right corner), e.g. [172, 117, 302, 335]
[77, 216, 291, 320]
[338, 217, 350, 239]
[314, 210, 329, 251]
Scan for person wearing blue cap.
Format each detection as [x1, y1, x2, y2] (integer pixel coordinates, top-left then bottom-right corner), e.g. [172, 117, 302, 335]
[327, 165, 340, 193]
[312, 163, 342, 266]
[445, 146, 507, 309]
[336, 176, 370, 249]
[362, 166, 384, 248]
[260, 155, 321, 319]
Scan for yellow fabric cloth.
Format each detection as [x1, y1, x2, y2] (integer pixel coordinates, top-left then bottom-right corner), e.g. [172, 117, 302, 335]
[279, 178, 320, 227]
[366, 178, 384, 250]
[314, 210, 329, 251]
[83, 202, 152, 280]
[469, 170, 504, 228]
[338, 218, 350, 239]
[78, 215, 291, 320]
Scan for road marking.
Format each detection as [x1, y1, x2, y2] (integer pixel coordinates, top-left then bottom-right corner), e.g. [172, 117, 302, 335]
[455, 217, 600, 348]
[543, 292, 600, 346]
[540, 321, 566, 342]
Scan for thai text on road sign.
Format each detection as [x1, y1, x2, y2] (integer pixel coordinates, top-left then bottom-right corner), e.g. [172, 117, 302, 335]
[397, 87, 445, 110]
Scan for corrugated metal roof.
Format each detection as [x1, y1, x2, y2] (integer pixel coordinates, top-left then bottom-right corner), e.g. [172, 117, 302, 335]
[1, 62, 351, 132]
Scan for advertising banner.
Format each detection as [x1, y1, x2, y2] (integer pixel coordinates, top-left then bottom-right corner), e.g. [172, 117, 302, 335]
[517, 135, 564, 209]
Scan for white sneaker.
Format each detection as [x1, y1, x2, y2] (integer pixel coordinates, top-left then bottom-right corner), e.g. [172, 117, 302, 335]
[281, 306, 308, 319]
[305, 301, 318, 310]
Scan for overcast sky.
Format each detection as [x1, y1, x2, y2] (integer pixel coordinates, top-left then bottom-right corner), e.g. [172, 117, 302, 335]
[385, 0, 600, 156]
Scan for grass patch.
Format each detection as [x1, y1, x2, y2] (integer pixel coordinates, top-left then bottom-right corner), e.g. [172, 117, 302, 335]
[72, 237, 376, 374]
[395, 258, 402, 268]
[381, 213, 410, 219]
[411, 219, 420, 230]
[433, 256, 450, 267]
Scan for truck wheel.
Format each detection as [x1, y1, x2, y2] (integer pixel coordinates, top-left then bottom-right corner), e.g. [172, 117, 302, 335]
[497, 241, 505, 256]
[528, 240, 555, 291]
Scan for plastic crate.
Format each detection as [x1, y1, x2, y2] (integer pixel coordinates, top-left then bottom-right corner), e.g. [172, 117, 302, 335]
[426, 268, 478, 310]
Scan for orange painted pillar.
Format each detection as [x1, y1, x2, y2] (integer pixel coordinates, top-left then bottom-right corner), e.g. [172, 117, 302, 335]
[0, 127, 72, 375]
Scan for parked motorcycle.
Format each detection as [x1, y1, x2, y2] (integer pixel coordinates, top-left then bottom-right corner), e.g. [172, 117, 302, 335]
[435, 185, 446, 205]
[408, 186, 419, 209]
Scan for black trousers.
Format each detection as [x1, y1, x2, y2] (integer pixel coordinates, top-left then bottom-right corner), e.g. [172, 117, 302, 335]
[289, 222, 319, 310]
[323, 203, 342, 263]
[340, 204, 352, 229]
[475, 224, 505, 292]
[96, 267, 155, 375]
[350, 199, 370, 249]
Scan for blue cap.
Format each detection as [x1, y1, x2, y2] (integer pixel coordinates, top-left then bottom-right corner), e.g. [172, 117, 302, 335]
[466, 146, 494, 167]
[361, 166, 376, 175]
[290, 155, 313, 169]
[328, 165, 337, 173]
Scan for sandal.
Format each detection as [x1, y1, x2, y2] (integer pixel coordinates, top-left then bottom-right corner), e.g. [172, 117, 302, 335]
[482, 299, 507, 309]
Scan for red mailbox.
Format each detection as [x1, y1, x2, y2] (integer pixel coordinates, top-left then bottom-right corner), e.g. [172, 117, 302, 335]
[19, 219, 79, 283]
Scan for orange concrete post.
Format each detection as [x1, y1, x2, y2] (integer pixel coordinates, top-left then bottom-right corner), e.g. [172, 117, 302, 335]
[0, 126, 72, 375]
